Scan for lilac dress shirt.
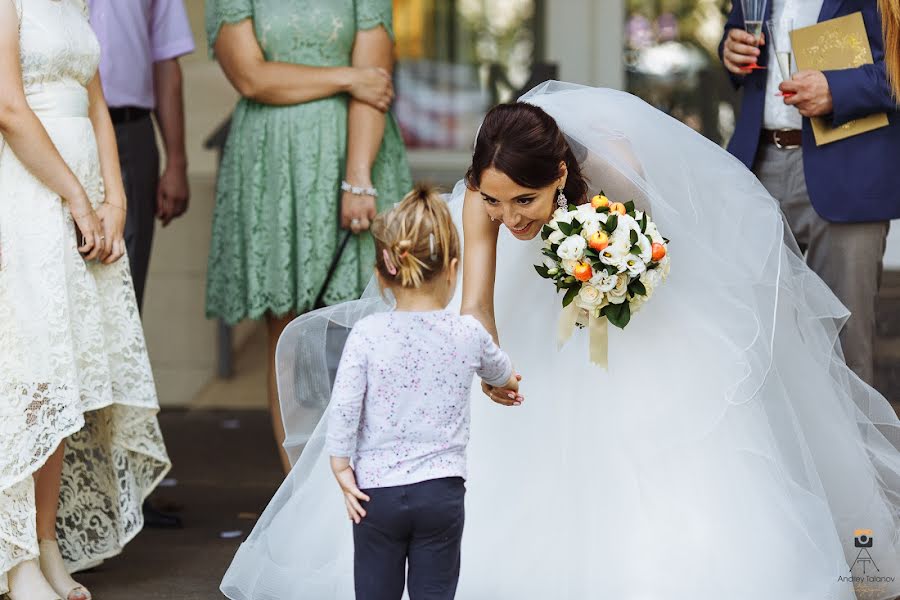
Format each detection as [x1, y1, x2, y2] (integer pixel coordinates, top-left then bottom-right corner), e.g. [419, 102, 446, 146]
[87, 0, 195, 109]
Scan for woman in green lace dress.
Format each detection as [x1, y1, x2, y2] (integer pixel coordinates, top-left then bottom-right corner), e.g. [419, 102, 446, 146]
[206, 0, 412, 472]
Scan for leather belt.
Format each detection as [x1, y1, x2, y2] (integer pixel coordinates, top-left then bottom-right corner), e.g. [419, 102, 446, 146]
[108, 106, 151, 125]
[761, 128, 802, 149]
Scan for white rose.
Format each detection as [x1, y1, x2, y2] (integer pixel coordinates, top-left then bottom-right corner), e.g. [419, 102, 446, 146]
[548, 229, 566, 245]
[557, 235, 587, 261]
[576, 284, 605, 308]
[561, 258, 579, 275]
[607, 274, 629, 304]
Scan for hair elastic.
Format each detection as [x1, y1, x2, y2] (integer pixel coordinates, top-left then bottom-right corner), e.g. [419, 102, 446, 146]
[382, 249, 398, 276]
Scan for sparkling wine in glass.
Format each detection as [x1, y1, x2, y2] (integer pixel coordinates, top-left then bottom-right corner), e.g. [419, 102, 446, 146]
[767, 18, 795, 96]
[740, 0, 768, 70]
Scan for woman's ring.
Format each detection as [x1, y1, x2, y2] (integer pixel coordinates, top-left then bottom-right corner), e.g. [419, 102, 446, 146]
[351, 218, 361, 227]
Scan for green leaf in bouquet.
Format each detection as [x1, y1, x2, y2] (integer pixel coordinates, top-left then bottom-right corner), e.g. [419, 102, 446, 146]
[542, 248, 557, 260]
[541, 224, 554, 240]
[640, 213, 648, 232]
[601, 302, 631, 329]
[603, 263, 618, 276]
[629, 230, 638, 244]
[558, 221, 574, 236]
[585, 248, 599, 260]
[630, 244, 641, 255]
[562, 285, 579, 307]
[604, 214, 618, 234]
[629, 279, 647, 297]
[570, 219, 583, 235]
[624, 200, 636, 215]
[551, 243, 560, 254]
[534, 264, 551, 279]
[568, 203, 577, 212]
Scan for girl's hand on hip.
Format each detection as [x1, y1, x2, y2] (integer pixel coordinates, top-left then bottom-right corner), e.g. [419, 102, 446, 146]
[95, 201, 127, 264]
[331, 458, 370, 524]
[349, 66, 394, 112]
[482, 373, 524, 406]
[341, 191, 376, 234]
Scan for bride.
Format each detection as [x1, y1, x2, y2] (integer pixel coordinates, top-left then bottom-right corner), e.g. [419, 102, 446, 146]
[221, 82, 900, 599]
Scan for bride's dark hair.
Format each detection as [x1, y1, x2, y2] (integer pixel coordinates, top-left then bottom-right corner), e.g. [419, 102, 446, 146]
[465, 102, 589, 204]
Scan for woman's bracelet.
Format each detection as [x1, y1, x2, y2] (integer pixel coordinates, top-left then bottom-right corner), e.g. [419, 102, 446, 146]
[341, 180, 378, 197]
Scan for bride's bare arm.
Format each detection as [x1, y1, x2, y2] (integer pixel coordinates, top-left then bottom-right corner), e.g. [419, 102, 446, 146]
[460, 186, 500, 343]
[86, 74, 127, 263]
[0, 2, 102, 258]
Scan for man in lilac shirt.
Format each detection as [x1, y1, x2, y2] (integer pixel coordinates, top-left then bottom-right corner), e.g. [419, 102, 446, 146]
[87, 0, 194, 529]
[87, 0, 195, 311]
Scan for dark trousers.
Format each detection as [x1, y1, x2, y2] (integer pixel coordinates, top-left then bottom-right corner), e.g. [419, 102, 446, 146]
[354, 477, 466, 600]
[113, 115, 159, 313]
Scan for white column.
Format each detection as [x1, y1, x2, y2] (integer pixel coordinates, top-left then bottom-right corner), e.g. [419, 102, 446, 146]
[544, 0, 625, 89]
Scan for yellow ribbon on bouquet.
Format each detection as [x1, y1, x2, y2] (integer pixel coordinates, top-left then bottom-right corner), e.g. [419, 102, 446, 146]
[557, 303, 609, 369]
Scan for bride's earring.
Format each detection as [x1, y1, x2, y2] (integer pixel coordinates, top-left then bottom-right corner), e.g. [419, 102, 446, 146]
[556, 187, 568, 210]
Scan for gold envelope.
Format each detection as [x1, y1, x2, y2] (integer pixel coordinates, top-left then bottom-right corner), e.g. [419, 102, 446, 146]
[790, 12, 889, 146]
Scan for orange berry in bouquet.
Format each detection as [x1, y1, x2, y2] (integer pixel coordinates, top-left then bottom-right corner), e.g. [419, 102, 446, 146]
[573, 261, 593, 282]
[609, 202, 627, 215]
[590, 194, 610, 209]
[651, 242, 667, 262]
[588, 231, 609, 251]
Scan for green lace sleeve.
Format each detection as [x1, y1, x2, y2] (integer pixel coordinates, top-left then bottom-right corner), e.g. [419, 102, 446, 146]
[205, 0, 253, 56]
[355, 0, 395, 40]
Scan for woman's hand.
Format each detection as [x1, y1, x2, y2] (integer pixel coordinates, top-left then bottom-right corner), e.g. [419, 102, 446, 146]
[341, 190, 377, 234]
[330, 457, 370, 524]
[481, 373, 523, 407]
[95, 201, 127, 264]
[348, 66, 393, 112]
[68, 193, 104, 261]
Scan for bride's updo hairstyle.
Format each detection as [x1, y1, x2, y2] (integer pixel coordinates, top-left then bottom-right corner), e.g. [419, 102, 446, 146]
[371, 184, 460, 289]
[466, 102, 588, 204]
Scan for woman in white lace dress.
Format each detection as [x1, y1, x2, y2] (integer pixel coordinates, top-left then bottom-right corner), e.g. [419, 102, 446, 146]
[0, 1, 170, 599]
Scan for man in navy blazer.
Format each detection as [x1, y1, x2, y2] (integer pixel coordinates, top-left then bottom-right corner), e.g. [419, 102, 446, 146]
[720, 0, 900, 386]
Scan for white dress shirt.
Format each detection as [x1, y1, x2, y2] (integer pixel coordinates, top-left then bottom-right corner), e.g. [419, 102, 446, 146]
[763, 0, 824, 130]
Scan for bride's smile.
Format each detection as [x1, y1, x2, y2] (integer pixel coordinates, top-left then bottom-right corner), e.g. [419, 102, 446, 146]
[477, 166, 562, 240]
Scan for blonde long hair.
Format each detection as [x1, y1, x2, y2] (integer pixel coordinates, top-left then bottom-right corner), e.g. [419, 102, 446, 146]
[883, 0, 900, 98]
[371, 184, 460, 289]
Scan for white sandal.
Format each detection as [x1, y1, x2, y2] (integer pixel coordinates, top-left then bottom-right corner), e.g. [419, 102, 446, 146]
[7, 557, 62, 600]
[38, 540, 91, 600]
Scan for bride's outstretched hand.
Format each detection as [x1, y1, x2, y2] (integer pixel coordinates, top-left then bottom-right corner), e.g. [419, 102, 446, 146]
[482, 373, 523, 407]
[330, 457, 370, 524]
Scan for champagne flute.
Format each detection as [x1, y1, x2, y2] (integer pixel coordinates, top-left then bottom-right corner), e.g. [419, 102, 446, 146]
[740, 0, 768, 70]
[767, 18, 795, 97]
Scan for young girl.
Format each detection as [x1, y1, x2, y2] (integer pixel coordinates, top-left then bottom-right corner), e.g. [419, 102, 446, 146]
[326, 185, 521, 600]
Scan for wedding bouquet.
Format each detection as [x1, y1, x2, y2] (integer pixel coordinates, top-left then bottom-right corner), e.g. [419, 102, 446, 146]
[535, 193, 670, 365]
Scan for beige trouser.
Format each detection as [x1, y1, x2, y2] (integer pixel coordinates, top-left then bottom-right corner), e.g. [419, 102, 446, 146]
[753, 143, 889, 386]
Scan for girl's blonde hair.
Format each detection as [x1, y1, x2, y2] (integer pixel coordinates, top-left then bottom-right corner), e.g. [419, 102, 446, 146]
[882, 0, 900, 98]
[371, 184, 460, 289]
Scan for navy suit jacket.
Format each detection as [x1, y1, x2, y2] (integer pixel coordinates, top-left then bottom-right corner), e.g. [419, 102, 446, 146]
[720, 0, 900, 223]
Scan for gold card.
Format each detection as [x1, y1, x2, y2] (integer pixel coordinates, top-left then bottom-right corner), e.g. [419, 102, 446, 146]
[790, 11, 889, 146]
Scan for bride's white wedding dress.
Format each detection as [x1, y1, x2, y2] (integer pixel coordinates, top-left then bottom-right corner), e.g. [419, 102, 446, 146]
[222, 82, 900, 599]
[0, 0, 169, 594]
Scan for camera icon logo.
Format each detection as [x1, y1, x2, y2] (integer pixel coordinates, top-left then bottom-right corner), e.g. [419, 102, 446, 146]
[854, 529, 874, 548]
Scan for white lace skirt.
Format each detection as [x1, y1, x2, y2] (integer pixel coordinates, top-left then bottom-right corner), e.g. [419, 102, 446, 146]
[0, 116, 170, 595]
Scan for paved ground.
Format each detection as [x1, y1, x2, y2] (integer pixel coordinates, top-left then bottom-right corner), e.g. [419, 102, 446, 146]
[78, 409, 283, 600]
